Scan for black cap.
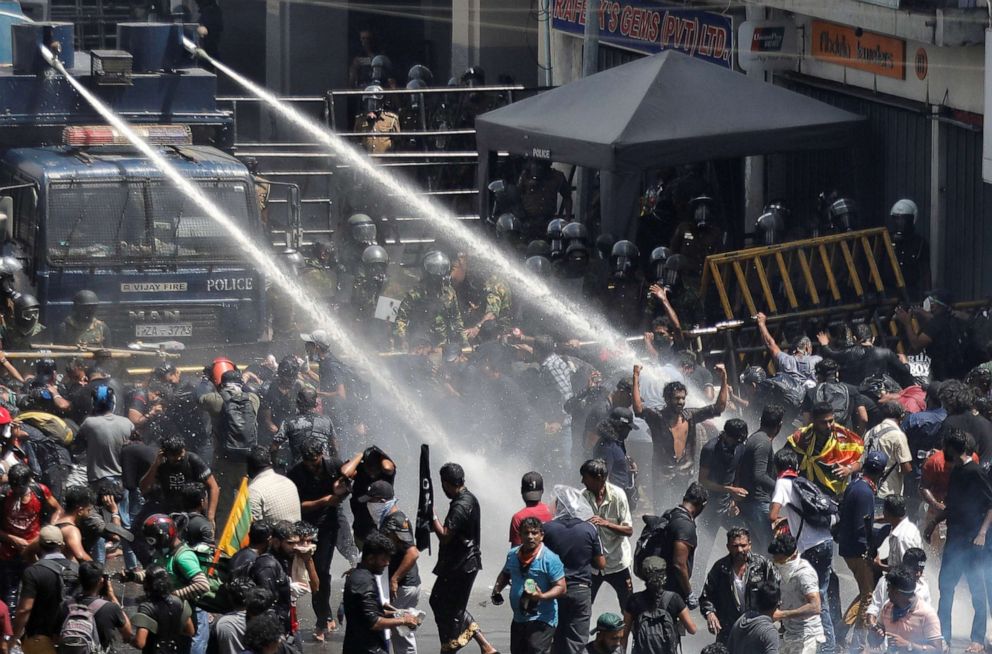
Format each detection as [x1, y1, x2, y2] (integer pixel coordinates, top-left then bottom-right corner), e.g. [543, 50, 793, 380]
[357, 480, 395, 503]
[521, 471, 544, 502]
[609, 406, 639, 430]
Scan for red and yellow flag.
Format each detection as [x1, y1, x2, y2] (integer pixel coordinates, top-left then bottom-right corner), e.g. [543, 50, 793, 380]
[215, 476, 252, 560]
[787, 424, 864, 496]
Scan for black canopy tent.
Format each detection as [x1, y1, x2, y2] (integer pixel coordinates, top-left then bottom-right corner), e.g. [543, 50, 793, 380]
[475, 50, 866, 239]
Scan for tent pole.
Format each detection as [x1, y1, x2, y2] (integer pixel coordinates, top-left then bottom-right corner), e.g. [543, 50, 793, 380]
[577, 0, 599, 223]
[543, 0, 553, 86]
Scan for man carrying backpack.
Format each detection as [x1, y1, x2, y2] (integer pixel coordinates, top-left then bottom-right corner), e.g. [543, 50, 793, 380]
[769, 449, 837, 654]
[622, 557, 696, 654]
[271, 388, 338, 467]
[199, 370, 260, 519]
[12, 525, 75, 654]
[800, 360, 868, 433]
[55, 561, 131, 654]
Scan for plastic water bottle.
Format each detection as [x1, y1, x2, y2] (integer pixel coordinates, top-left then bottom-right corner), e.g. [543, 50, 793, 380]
[520, 579, 539, 615]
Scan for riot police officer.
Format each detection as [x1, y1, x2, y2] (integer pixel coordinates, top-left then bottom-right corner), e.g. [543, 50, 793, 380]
[754, 203, 788, 246]
[546, 218, 567, 261]
[339, 214, 377, 276]
[494, 213, 525, 255]
[451, 253, 512, 341]
[407, 64, 433, 86]
[393, 251, 467, 350]
[887, 198, 930, 301]
[300, 240, 338, 306]
[57, 290, 111, 347]
[1, 293, 44, 351]
[650, 253, 704, 328]
[351, 244, 389, 323]
[354, 85, 400, 154]
[671, 194, 725, 282]
[517, 161, 572, 239]
[604, 240, 643, 331]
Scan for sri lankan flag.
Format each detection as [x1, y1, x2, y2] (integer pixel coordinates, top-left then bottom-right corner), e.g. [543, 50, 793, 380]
[215, 476, 252, 560]
[786, 424, 864, 496]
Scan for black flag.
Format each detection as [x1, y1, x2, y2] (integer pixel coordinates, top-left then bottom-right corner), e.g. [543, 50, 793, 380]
[415, 444, 434, 553]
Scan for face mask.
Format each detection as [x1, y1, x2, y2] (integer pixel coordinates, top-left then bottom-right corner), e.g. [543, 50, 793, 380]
[923, 297, 933, 312]
[367, 499, 396, 526]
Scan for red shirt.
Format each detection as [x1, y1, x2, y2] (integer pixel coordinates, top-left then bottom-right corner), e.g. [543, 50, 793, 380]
[509, 503, 553, 545]
[921, 451, 979, 503]
[0, 484, 51, 560]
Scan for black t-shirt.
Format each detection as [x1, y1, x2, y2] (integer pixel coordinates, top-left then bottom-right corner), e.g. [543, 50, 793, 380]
[542, 517, 602, 586]
[434, 488, 482, 576]
[734, 432, 776, 503]
[945, 460, 992, 544]
[921, 313, 970, 381]
[583, 398, 611, 438]
[21, 557, 76, 636]
[261, 382, 299, 430]
[343, 566, 388, 654]
[350, 454, 397, 541]
[699, 436, 741, 495]
[380, 510, 420, 587]
[661, 506, 696, 595]
[184, 513, 215, 546]
[56, 596, 126, 649]
[942, 413, 992, 466]
[228, 547, 258, 577]
[122, 443, 157, 491]
[288, 456, 344, 527]
[134, 596, 191, 654]
[155, 453, 211, 510]
[248, 553, 292, 630]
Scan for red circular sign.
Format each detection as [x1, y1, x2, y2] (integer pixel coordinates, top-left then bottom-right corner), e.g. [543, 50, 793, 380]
[915, 47, 928, 81]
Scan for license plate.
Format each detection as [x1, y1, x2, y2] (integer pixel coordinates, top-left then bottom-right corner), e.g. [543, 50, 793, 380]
[135, 323, 192, 337]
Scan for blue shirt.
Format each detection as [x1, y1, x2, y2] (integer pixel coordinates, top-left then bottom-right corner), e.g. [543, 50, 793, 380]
[594, 438, 631, 489]
[542, 517, 602, 586]
[837, 476, 875, 558]
[502, 544, 565, 625]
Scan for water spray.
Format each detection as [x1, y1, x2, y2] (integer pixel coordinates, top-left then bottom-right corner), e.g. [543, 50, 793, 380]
[37, 43, 476, 466]
[184, 38, 644, 363]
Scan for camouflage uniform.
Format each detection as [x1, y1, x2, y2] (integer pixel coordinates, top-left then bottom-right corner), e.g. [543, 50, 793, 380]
[393, 281, 467, 347]
[480, 274, 512, 333]
[351, 271, 383, 322]
[299, 260, 337, 305]
[57, 316, 111, 347]
[354, 111, 400, 154]
[0, 322, 44, 351]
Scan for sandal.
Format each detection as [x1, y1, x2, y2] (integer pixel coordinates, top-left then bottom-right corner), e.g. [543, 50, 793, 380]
[966, 643, 984, 653]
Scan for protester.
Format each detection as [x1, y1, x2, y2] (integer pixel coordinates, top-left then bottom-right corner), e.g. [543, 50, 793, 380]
[867, 549, 932, 626]
[768, 533, 824, 654]
[726, 579, 780, 654]
[621, 557, 696, 654]
[583, 613, 624, 654]
[873, 567, 942, 653]
[734, 405, 783, 553]
[881, 495, 922, 569]
[579, 459, 633, 611]
[509, 472, 553, 547]
[12, 525, 73, 654]
[862, 401, 913, 503]
[247, 446, 301, 523]
[131, 566, 196, 654]
[54, 560, 131, 652]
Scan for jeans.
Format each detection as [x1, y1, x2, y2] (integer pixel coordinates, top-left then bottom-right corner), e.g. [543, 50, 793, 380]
[552, 582, 591, 654]
[0, 558, 24, 614]
[590, 570, 632, 613]
[191, 606, 210, 654]
[93, 476, 139, 571]
[937, 538, 987, 644]
[739, 499, 772, 555]
[802, 540, 835, 654]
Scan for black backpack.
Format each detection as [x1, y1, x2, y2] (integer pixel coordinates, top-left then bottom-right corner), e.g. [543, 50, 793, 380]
[633, 509, 682, 580]
[813, 382, 850, 423]
[787, 475, 839, 532]
[38, 557, 80, 602]
[631, 593, 680, 654]
[218, 389, 258, 457]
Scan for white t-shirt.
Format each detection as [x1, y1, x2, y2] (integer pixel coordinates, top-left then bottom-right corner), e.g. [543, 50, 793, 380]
[772, 477, 833, 554]
[887, 518, 923, 568]
[776, 556, 824, 641]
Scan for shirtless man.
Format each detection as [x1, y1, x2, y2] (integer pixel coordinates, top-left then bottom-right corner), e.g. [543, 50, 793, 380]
[633, 363, 728, 511]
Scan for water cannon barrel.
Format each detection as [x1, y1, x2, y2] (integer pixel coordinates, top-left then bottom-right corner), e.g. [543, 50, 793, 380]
[117, 22, 197, 72]
[13, 21, 73, 74]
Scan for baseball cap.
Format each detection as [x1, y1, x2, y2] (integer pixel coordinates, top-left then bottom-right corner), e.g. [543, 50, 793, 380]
[864, 450, 890, 474]
[40, 524, 64, 547]
[609, 406, 639, 430]
[300, 329, 332, 349]
[357, 480, 395, 503]
[591, 612, 624, 634]
[520, 471, 544, 502]
[640, 556, 667, 579]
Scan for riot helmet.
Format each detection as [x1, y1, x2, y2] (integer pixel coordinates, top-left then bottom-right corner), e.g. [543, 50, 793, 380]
[827, 198, 858, 232]
[405, 79, 426, 110]
[91, 383, 116, 414]
[362, 85, 384, 114]
[209, 357, 237, 386]
[562, 221, 589, 249]
[280, 248, 304, 275]
[661, 254, 686, 289]
[422, 250, 451, 285]
[0, 257, 20, 299]
[525, 255, 551, 276]
[689, 195, 717, 228]
[740, 365, 768, 386]
[755, 210, 783, 246]
[547, 218, 567, 260]
[308, 240, 336, 267]
[649, 246, 672, 282]
[495, 213, 523, 242]
[461, 66, 485, 87]
[348, 213, 377, 244]
[142, 514, 177, 553]
[525, 239, 551, 259]
[610, 240, 640, 279]
[71, 289, 99, 323]
[888, 199, 918, 240]
[13, 293, 39, 331]
[361, 245, 389, 283]
[370, 55, 392, 84]
[595, 233, 615, 260]
[407, 64, 433, 85]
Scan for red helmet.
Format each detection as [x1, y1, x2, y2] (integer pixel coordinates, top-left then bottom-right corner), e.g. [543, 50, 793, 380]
[210, 357, 237, 386]
[0, 407, 13, 426]
[142, 514, 177, 550]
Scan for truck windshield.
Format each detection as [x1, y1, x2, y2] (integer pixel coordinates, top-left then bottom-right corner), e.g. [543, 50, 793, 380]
[46, 179, 254, 264]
